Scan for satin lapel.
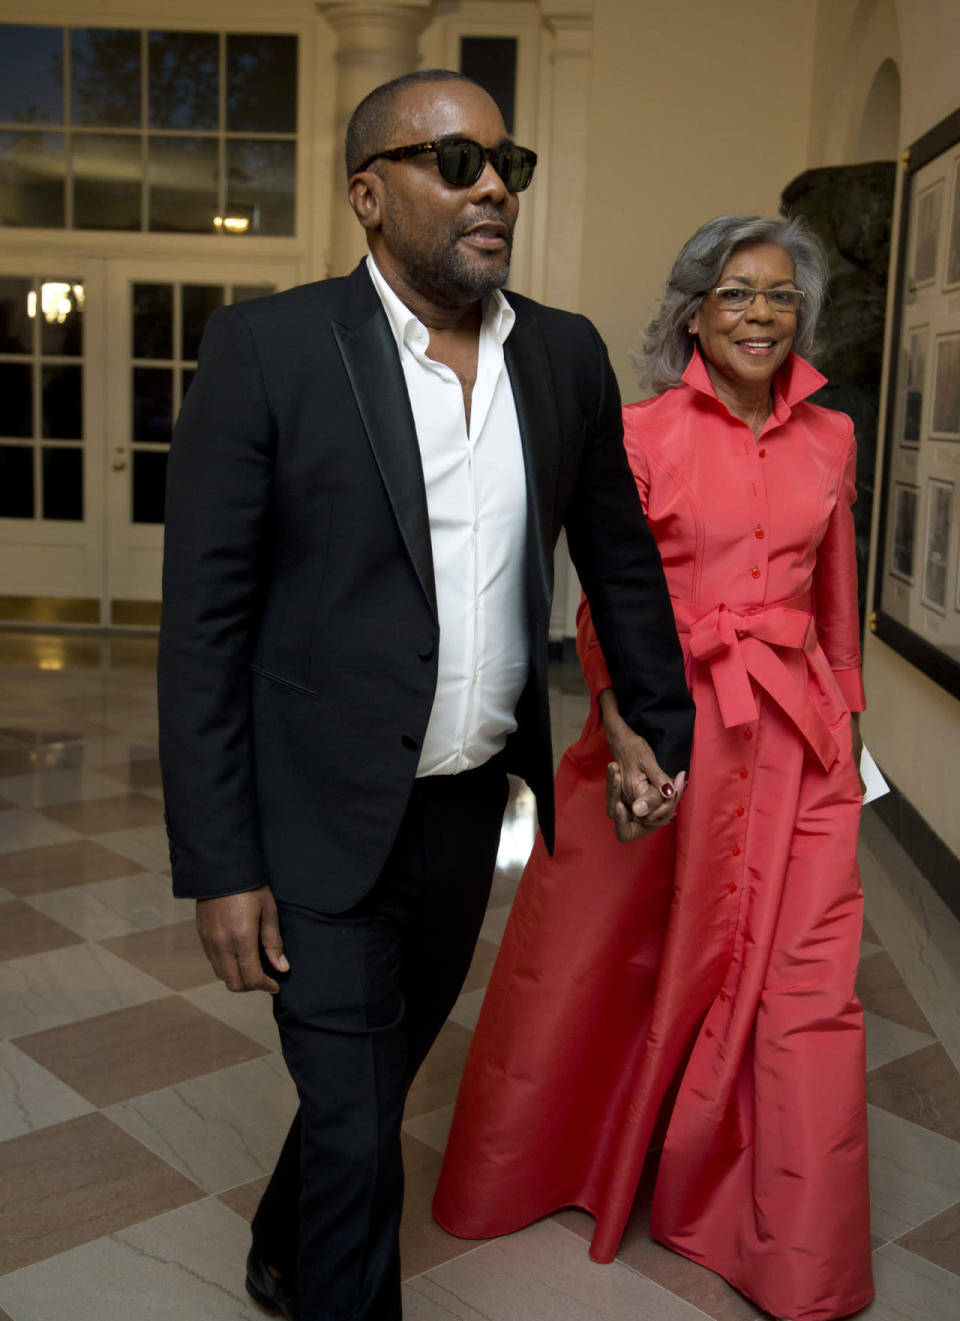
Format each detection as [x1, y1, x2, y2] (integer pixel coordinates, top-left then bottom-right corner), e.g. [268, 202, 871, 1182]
[333, 299, 437, 620]
[504, 308, 559, 623]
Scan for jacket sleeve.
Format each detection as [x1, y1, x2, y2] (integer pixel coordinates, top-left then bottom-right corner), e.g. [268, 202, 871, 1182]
[813, 427, 866, 712]
[563, 326, 694, 775]
[157, 305, 274, 899]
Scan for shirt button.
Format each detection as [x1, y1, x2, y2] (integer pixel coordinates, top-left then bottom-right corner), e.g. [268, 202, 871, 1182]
[472, 674, 479, 685]
[758, 447, 766, 457]
[718, 989, 728, 1001]
[739, 768, 749, 779]
[751, 567, 761, 579]
[736, 806, 745, 817]
[755, 527, 765, 539]
[732, 845, 741, 856]
[704, 1028, 714, 1039]
[744, 729, 753, 741]
[473, 521, 480, 533]
[728, 882, 737, 893]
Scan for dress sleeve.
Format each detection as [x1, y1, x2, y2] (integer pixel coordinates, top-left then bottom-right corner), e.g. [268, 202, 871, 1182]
[813, 428, 866, 712]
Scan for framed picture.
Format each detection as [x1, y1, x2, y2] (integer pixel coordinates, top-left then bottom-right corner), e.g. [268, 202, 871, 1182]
[912, 179, 944, 286]
[900, 325, 928, 446]
[932, 333, 960, 436]
[921, 478, 953, 614]
[890, 482, 919, 583]
[874, 105, 960, 697]
[946, 157, 960, 291]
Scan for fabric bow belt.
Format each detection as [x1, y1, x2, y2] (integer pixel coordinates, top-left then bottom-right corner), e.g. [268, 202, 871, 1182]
[673, 595, 839, 771]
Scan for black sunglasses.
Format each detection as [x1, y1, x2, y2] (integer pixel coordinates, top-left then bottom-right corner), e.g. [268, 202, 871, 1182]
[356, 136, 538, 193]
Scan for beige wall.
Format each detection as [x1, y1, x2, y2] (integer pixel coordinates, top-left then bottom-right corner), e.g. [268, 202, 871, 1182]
[856, 0, 960, 857]
[579, 0, 817, 402]
[574, 0, 958, 858]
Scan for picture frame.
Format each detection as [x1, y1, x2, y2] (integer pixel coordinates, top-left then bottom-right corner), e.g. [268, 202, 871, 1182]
[874, 105, 960, 697]
[890, 481, 919, 583]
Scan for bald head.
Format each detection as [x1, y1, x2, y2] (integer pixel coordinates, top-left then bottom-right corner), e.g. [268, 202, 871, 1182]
[345, 69, 483, 177]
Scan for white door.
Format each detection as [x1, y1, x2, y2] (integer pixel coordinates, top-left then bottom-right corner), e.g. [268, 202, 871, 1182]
[0, 256, 298, 628]
[104, 258, 299, 625]
[0, 257, 107, 624]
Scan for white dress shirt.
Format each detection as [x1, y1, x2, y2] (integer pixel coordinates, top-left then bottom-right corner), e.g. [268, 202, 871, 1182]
[366, 255, 529, 776]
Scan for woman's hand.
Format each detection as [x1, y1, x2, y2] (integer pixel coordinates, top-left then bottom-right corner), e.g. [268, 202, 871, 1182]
[598, 689, 687, 842]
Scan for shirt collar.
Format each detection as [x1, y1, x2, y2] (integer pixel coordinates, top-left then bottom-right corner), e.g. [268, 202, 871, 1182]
[366, 253, 515, 354]
[681, 343, 827, 413]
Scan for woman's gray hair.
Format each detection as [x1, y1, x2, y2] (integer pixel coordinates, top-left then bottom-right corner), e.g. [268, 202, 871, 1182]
[637, 215, 830, 395]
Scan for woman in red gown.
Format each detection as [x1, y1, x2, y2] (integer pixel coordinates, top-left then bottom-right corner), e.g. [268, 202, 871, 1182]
[433, 216, 874, 1321]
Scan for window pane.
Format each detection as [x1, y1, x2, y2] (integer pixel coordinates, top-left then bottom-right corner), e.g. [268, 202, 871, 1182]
[0, 445, 34, 517]
[182, 285, 222, 359]
[132, 284, 172, 360]
[0, 25, 64, 124]
[227, 34, 297, 133]
[42, 444, 82, 519]
[460, 37, 517, 134]
[0, 363, 33, 436]
[42, 364, 82, 438]
[0, 277, 33, 352]
[148, 135, 218, 233]
[40, 279, 84, 356]
[0, 130, 65, 227]
[133, 366, 172, 443]
[226, 139, 294, 236]
[149, 31, 218, 130]
[71, 28, 141, 129]
[73, 132, 141, 230]
[132, 448, 167, 523]
[233, 284, 274, 303]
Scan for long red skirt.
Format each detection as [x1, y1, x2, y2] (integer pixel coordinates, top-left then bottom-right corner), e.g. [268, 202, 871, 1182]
[434, 688, 874, 1321]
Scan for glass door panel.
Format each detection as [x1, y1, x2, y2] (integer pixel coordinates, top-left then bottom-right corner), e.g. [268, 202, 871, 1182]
[0, 259, 105, 624]
[105, 259, 297, 625]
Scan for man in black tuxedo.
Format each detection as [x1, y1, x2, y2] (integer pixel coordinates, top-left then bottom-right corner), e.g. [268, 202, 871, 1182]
[159, 69, 693, 1321]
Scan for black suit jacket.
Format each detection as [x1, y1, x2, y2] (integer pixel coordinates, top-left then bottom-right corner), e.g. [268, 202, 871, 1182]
[159, 262, 693, 912]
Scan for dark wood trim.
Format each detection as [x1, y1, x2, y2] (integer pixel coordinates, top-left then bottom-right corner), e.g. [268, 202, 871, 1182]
[867, 771, 960, 921]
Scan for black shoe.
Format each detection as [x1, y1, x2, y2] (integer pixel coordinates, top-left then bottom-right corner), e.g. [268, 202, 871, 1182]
[245, 1248, 300, 1320]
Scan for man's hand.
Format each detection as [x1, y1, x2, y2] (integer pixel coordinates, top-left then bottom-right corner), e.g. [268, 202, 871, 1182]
[196, 886, 289, 994]
[598, 689, 687, 843]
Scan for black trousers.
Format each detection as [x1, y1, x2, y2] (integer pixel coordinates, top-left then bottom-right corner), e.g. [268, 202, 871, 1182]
[250, 758, 510, 1320]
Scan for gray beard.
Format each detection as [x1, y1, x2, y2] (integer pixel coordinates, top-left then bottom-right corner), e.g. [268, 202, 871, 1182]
[387, 217, 513, 308]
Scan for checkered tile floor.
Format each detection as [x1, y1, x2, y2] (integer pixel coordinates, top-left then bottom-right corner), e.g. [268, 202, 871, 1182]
[0, 632, 958, 1320]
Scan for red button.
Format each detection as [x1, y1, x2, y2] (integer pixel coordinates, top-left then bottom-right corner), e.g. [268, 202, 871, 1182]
[718, 989, 728, 1001]
[755, 527, 765, 539]
[758, 447, 767, 457]
[704, 1028, 714, 1039]
[736, 806, 745, 816]
[728, 882, 737, 893]
[751, 567, 761, 579]
[744, 729, 753, 741]
[739, 768, 749, 779]
[732, 846, 741, 856]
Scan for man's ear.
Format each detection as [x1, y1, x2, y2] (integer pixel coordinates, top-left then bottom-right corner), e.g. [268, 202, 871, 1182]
[348, 172, 383, 231]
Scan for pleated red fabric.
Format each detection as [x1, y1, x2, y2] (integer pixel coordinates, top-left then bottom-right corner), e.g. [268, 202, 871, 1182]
[433, 351, 875, 1321]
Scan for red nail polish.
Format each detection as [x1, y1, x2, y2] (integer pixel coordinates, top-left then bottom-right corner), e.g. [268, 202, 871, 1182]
[660, 782, 675, 798]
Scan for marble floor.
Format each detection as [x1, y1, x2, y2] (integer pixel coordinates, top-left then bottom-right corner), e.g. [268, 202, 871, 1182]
[0, 632, 958, 1321]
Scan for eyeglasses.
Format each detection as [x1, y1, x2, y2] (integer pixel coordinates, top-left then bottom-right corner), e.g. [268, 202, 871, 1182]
[355, 137, 538, 192]
[708, 285, 805, 313]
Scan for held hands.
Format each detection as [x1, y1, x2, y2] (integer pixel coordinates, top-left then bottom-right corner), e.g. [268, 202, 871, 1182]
[598, 689, 687, 843]
[195, 885, 289, 993]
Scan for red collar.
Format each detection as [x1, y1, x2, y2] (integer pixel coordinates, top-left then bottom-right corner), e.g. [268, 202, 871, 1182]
[681, 345, 827, 415]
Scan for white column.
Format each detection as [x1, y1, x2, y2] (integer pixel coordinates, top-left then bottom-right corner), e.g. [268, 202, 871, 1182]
[540, 1, 593, 315]
[317, 1, 433, 274]
[541, 2, 594, 640]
